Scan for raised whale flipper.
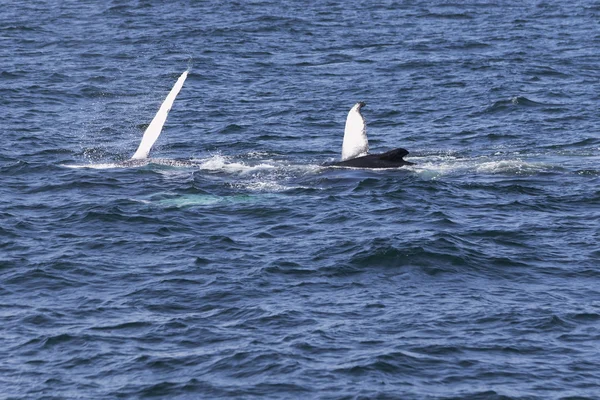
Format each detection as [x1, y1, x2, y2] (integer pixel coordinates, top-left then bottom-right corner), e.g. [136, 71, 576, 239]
[131, 70, 188, 160]
[341, 101, 369, 161]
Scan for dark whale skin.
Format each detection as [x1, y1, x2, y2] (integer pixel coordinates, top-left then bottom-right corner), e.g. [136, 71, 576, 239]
[330, 148, 414, 169]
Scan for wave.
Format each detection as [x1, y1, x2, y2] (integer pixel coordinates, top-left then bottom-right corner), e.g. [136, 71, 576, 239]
[476, 96, 564, 115]
[406, 153, 550, 180]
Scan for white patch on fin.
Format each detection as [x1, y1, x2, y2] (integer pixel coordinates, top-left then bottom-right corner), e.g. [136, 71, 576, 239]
[341, 102, 369, 161]
[131, 70, 188, 160]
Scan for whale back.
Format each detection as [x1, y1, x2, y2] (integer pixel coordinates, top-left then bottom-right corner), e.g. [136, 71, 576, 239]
[379, 148, 409, 161]
[131, 70, 188, 160]
[341, 102, 369, 161]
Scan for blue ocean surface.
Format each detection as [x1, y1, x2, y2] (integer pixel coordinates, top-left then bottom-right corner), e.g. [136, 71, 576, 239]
[1, 0, 600, 398]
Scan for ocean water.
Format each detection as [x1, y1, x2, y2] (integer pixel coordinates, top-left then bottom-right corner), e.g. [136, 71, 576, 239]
[1, 0, 600, 398]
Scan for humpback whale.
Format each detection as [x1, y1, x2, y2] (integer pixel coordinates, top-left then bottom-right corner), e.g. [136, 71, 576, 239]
[331, 102, 413, 168]
[80, 74, 413, 172]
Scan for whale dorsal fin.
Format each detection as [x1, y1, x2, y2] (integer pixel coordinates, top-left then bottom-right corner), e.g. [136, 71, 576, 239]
[341, 102, 369, 161]
[379, 148, 409, 161]
[131, 70, 188, 160]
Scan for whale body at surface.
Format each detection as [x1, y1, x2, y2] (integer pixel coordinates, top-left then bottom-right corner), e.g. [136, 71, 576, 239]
[333, 148, 412, 168]
[332, 102, 413, 169]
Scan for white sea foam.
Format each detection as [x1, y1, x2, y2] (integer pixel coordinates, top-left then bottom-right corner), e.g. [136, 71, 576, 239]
[62, 162, 123, 169]
[407, 154, 547, 179]
[233, 181, 291, 192]
[475, 159, 544, 174]
[193, 154, 277, 174]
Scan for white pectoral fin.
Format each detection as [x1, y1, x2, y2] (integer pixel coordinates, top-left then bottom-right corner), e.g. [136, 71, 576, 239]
[131, 70, 188, 160]
[341, 103, 368, 161]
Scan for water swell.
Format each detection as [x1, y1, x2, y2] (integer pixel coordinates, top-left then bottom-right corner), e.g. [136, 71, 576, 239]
[478, 96, 564, 115]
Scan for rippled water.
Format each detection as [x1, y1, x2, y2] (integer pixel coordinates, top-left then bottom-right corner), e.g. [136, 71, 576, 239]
[2, 1, 600, 399]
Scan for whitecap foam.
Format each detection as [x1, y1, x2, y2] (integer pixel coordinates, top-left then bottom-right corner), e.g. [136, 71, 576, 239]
[407, 154, 548, 179]
[61, 162, 123, 169]
[475, 159, 544, 174]
[231, 180, 302, 193]
[191, 154, 277, 174]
